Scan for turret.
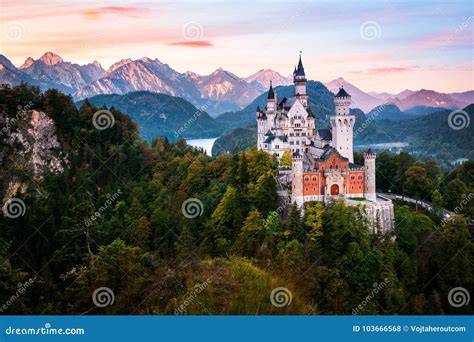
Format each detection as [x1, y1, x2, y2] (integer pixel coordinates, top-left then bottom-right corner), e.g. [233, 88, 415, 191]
[291, 151, 304, 207]
[363, 149, 376, 202]
[330, 86, 355, 162]
[334, 86, 351, 116]
[266, 81, 276, 112]
[293, 53, 307, 99]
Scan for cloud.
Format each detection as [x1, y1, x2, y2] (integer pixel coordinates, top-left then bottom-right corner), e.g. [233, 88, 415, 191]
[413, 16, 473, 50]
[81, 6, 157, 20]
[349, 66, 419, 75]
[167, 41, 214, 48]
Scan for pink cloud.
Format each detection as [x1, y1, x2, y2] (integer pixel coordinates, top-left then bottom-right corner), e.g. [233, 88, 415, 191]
[413, 19, 473, 50]
[167, 41, 214, 48]
[81, 6, 157, 20]
[349, 66, 419, 75]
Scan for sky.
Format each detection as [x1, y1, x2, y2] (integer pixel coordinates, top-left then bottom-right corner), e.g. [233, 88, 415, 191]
[1, 0, 473, 93]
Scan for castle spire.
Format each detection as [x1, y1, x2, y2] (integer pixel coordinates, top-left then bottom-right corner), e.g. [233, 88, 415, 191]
[296, 52, 305, 77]
[267, 80, 275, 99]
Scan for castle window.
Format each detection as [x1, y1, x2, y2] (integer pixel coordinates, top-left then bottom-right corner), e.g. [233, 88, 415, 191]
[290, 133, 294, 137]
[358, 175, 363, 180]
[359, 185, 362, 189]
[290, 141, 294, 145]
[304, 177, 309, 181]
[305, 187, 309, 191]
[275, 145, 279, 149]
[296, 132, 300, 136]
[313, 187, 316, 191]
[351, 186, 354, 190]
[312, 177, 316, 181]
[302, 132, 306, 136]
[329, 165, 332, 169]
[335, 165, 338, 170]
[351, 175, 355, 180]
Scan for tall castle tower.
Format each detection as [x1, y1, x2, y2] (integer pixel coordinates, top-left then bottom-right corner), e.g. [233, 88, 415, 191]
[291, 151, 304, 207]
[256, 105, 266, 149]
[330, 86, 355, 163]
[293, 53, 308, 108]
[363, 149, 376, 202]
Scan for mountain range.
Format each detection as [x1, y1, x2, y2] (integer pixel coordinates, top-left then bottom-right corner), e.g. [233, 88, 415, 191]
[324, 77, 472, 113]
[1, 52, 472, 117]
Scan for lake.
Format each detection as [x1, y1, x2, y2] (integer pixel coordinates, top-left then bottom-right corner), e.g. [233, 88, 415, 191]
[186, 138, 218, 156]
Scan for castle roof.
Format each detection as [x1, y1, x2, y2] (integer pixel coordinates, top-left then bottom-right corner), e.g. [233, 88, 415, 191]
[295, 54, 305, 77]
[267, 81, 275, 99]
[335, 86, 351, 98]
[317, 128, 332, 141]
[318, 146, 348, 162]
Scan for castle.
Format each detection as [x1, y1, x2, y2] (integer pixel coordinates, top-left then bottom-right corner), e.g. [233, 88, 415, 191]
[256, 55, 395, 234]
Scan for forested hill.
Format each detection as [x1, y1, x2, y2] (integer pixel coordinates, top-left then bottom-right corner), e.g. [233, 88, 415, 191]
[0, 84, 472, 315]
[76, 91, 224, 142]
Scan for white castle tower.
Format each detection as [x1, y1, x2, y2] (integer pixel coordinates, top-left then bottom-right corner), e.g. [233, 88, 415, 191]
[330, 86, 355, 163]
[256, 105, 266, 149]
[293, 53, 308, 108]
[363, 149, 377, 202]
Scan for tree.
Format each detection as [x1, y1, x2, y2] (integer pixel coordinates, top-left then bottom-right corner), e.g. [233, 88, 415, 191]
[284, 203, 302, 241]
[235, 209, 265, 257]
[444, 179, 468, 212]
[131, 216, 152, 250]
[405, 165, 432, 209]
[305, 202, 324, 242]
[280, 148, 292, 168]
[253, 172, 277, 216]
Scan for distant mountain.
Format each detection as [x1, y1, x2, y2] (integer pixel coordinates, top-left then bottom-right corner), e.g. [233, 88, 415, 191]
[368, 91, 394, 101]
[76, 91, 224, 141]
[404, 105, 447, 116]
[0, 54, 17, 71]
[355, 104, 474, 163]
[449, 90, 474, 104]
[386, 89, 468, 111]
[76, 59, 262, 115]
[325, 77, 382, 112]
[20, 52, 105, 93]
[367, 104, 408, 121]
[192, 68, 265, 108]
[396, 89, 416, 99]
[215, 80, 336, 130]
[244, 69, 292, 88]
[369, 89, 414, 101]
